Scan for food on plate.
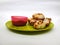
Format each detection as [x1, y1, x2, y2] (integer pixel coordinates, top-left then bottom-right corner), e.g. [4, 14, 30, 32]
[11, 16, 28, 26]
[28, 13, 52, 29]
[6, 13, 54, 31]
[11, 13, 52, 29]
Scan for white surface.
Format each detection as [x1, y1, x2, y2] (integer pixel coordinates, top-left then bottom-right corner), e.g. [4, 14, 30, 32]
[0, 0, 60, 45]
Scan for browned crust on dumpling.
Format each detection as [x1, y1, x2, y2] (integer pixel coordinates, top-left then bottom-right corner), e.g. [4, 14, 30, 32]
[32, 13, 45, 20]
[43, 18, 51, 26]
[28, 13, 52, 29]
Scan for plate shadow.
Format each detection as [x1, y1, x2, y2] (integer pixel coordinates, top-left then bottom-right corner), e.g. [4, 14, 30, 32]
[8, 29, 52, 35]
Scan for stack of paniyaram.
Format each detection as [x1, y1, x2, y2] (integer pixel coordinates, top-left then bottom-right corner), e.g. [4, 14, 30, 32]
[28, 13, 51, 29]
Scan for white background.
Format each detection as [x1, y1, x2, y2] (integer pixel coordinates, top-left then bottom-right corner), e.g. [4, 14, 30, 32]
[0, 0, 60, 45]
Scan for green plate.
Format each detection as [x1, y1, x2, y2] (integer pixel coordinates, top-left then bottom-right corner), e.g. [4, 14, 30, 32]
[6, 21, 54, 31]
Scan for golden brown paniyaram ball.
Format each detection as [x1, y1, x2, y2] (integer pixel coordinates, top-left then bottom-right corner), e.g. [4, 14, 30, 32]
[28, 13, 51, 29]
[28, 18, 36, 25]
[43, 18, 51, 26]
[33, 21, 46, 29]
[32, 13, 45, 20]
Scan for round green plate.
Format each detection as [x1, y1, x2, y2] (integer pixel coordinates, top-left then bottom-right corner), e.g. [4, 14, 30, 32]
[6, 21, 54, 31]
